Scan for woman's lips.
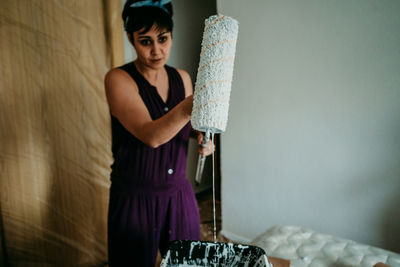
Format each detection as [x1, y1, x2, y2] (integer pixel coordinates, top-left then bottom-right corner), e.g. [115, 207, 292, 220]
[150, 58, 162, 63]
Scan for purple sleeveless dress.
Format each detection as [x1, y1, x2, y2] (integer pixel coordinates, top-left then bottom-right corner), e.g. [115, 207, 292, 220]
[107, 62, 200, 267]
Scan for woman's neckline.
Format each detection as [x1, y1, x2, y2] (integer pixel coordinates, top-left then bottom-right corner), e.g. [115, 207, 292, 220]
[131, 61, 171, 105]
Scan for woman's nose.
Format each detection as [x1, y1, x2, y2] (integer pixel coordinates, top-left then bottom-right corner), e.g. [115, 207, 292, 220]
[151, 43, 161, 55]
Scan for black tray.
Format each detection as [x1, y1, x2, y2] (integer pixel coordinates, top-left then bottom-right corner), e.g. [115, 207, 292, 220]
[161, 240, 271, 267]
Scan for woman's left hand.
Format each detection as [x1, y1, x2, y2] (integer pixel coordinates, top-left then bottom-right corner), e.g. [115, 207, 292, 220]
[197, 132, 215, 157]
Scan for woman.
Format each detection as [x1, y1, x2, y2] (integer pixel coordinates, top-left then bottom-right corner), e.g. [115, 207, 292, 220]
[104, 0, 213, 266]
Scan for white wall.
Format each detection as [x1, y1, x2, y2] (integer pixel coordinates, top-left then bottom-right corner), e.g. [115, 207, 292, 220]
[218, 0, 400, 252]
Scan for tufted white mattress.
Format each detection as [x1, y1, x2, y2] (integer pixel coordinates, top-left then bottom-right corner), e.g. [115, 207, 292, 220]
[251, 225, 400, 267]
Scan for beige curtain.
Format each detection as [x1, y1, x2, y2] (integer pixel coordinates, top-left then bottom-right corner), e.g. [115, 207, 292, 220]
[0, 0, 123, 266]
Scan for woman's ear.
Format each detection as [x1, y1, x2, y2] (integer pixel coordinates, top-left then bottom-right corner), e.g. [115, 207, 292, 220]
[127, 33, 134, 46]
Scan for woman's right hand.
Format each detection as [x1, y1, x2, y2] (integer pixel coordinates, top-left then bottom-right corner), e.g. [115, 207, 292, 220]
[197, 132, 215, 157]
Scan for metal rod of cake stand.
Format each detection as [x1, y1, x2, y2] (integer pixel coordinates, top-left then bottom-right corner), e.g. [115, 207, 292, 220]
[194, 129, 211, 185]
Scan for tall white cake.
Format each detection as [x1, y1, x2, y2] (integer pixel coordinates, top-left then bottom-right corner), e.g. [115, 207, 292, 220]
[191, 15, 239, 133]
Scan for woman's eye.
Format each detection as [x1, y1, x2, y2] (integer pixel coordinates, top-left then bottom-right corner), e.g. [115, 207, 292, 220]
[159, 36, 168, 43]
[140, 40, 151, 46]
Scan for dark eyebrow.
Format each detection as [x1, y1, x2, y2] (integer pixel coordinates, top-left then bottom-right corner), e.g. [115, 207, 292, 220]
[158, 32, 169, 37]
[137, 32, 168, 39]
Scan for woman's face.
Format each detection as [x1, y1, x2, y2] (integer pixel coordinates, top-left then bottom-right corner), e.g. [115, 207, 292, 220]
[131, 25, 172, 69]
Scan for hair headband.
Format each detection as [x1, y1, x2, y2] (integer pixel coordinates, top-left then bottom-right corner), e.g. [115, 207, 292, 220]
[130, 0, 171, 14]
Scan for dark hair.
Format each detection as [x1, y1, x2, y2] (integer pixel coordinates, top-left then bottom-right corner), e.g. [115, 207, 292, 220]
[122, 0, 173, 35]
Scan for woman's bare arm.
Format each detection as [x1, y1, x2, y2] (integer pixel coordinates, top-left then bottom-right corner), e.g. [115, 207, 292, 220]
[105, 68, 193, 148]
[176, 68, 193, 97]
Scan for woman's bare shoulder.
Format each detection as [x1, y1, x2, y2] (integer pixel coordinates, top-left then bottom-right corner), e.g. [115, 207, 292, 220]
[105, 68, 138, 92]
[105, 67, 131, 84]
[175, 68, 193, 96]
[175, 68, 191, 81]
